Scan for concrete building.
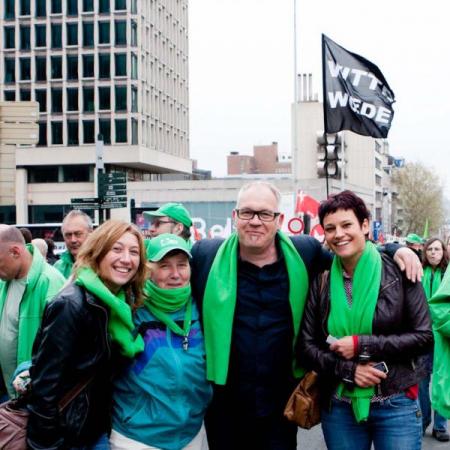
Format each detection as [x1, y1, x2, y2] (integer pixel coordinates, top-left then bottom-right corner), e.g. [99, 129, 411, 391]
[0, 0, 191, 223]
[227, 142, 291, 175]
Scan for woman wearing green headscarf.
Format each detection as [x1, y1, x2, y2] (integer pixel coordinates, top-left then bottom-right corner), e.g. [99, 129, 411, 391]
[111, 234, 212, 450]
[419, 238, 449, 441]
[299, 191, 433, 450]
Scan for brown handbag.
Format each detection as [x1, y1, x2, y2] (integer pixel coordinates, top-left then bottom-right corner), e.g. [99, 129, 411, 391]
[283, 370, 320, 429]
[0, 376, 94, 450]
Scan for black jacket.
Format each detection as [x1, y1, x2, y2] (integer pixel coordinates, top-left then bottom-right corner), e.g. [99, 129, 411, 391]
[298, 253, 433, 404]
[27, 282, 113, 449]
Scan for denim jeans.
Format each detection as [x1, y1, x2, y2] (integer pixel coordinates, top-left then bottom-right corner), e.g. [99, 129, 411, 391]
[71, 433, 110, 450]
[419, 374, 449, 432]
[321, 394, 422, 450]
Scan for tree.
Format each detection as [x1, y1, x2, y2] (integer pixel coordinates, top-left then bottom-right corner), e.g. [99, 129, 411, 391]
[392, 162, 444, 236]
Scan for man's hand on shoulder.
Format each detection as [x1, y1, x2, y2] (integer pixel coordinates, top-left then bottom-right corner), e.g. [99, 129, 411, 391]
[393, 247, 423, 282]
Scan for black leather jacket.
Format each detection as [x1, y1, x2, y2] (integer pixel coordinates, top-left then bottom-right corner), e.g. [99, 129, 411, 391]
[298, 254, 433, 404]
[27, 282, 114, 449]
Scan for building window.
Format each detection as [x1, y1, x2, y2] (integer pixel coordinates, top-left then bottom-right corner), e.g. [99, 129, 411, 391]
[67, 87, 78, 111]
[5, 0, 15, 19]
[98, 21, 110, 44]
[67, 0, 78, 16]
[20, 0, 31, 15]
[51, 56, 62, 79]
[51, 0, 62, 14]
[115, 0, 126, 10]
[115, 53, 126, 76]
[83, 0, 94, 12]
[20, 26, 31, 50]
[29, 166, 58, 182]
[67, 55, 78, 80]
[98, 0, 110, 14]
[83, 120, 95, 143]
[51, 88, 62, 113]
[83, 22, 94, 47]
[131, 0, 137, 14]
[115, 21, 126, 46]
[35, 89, 47, 112]
[99, 119, 111, 144]
[35, 56, 47, 81]
[36, 0, 46, 17]
[67, 121, 79, 145]
[4, 27, 15, 49]
[4, 91, 15, 101]
[98, 86, 110, 110]
[20, 58, 31, 80]
[375, 174, 382, 186]
[82, 54, 94, 78]
[115, 86, 127, 111]
[35, 24, 46, 47]
[131, 21, 137, 46]
[131, 53, 137, 79]
[51, 24, 62, 48]
[38, 122, 47, 146]
[4, 58, 15, 83]
[131, 86, 138, 112]
[131, 118, 138, 145]
[115, 119, 127, 143]
[63, 165, 90, 182]
[83, 87, 94, 112]
[99, 54, 110, 78]
[52, 122, 63, 144]
[20, 89, 31, 101]
[66, 23, 78, 46]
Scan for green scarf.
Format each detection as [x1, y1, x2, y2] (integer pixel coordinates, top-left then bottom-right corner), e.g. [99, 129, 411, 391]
[75, 267, 144, 357]
[328, 241, 382, 423]
[422, 266, 442, 300]
[202, 231, 309, 385]
[144, 280, 192, 344]
[428, 266, 450, 419]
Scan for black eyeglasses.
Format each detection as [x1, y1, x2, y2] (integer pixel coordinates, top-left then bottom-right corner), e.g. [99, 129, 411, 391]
[235, 209, 280, 222]
[151, 219, 176, 228]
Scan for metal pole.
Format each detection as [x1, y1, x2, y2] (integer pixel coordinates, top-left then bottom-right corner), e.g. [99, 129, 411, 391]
[95, 135, 105, 224]
[292, 0, 299, 209]
[341, 132, 345, 191]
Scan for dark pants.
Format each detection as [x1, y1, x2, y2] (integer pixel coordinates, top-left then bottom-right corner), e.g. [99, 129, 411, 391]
[205, 387, 297, 450]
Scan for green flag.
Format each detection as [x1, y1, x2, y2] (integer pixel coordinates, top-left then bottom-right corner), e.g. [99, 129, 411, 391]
[423, 218, 429, 240]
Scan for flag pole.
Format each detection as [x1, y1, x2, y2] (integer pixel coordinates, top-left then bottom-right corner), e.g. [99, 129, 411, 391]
[321, 34, 330, 198]
[292, 0, 299, 210]
[340, 132, 345, 191]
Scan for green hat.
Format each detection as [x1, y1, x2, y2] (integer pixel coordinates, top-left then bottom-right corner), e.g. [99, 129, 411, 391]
[146, 233, 192, 262]
[143, 203, 192, 228]
[405, 233, 424, 245]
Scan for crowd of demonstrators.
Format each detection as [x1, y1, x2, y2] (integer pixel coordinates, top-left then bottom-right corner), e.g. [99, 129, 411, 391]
[299, 191, 433, 450]
[54, 209, 93, 278]
[190, 182, 419, 450]
[0, 186, 445, 450]
[405, 233, 425, 258]
[0, 225, 65, 401]
[111, 234, 211, 450]
[419, 238, 450, 441]
[26, 220, 148, 450]
[32, 237, 48, 259]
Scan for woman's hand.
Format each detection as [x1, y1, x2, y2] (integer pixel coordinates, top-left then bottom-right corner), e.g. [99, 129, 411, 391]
[354, 364, 387, 387]
[330, 336, 355, 360]
[12, 370, 30, 394]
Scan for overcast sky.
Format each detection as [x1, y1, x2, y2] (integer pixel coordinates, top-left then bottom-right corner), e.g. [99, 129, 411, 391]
[189, 0, 450, 194]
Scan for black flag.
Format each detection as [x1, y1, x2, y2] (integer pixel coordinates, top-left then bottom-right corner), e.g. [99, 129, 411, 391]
[322, 34, 395, 138]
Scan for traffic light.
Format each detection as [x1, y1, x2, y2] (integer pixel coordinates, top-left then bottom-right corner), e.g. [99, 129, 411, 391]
[316, 132, 343, 179]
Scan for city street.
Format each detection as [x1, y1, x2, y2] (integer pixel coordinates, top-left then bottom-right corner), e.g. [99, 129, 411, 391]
[297, 426, 449, 449]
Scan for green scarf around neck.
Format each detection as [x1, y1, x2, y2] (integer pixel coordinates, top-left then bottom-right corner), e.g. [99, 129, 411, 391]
[202, 231, 309, 385]
[144, 280, 192, 340]
[75, 267, 144, 357]
[422, 266, 442, 300]
[428, 266, 450, 419]
[328, 240, 382, 422]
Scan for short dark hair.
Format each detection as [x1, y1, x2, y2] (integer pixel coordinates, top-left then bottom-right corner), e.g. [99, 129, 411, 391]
[422, 237, 448, 272]
[19, 227, 32, 244]
[179, 224, 191, 240]
[319, 190, 371, 227]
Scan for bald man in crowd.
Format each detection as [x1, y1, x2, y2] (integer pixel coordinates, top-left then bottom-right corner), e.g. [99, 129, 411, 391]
[0, 225, 65, 399]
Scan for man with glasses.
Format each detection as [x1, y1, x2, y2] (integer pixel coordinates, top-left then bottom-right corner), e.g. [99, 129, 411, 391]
[54, 210, 93, 278]
[144, 203, 192, 242]
[190, 181, 422, 450]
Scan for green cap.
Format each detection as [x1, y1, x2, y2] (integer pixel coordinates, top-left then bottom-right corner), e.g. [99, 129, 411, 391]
[146, 233, 192, 262]
[405, 233, 424, 244]
[143, 203, 192, 228]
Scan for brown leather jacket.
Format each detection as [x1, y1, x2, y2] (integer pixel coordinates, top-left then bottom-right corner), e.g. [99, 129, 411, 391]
[298, 253, 433, 404]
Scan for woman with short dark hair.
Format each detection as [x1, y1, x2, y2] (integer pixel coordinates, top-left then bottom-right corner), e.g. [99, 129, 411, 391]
[299, 190, 433, 450]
